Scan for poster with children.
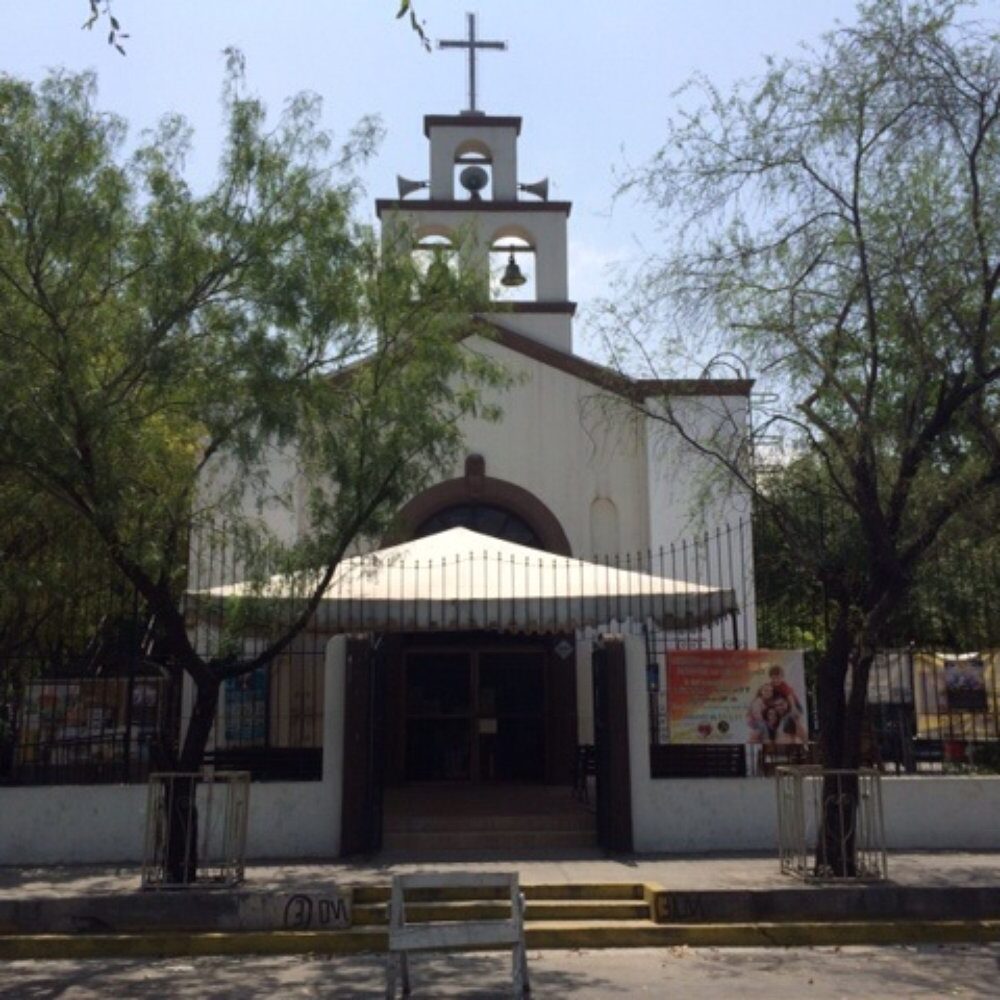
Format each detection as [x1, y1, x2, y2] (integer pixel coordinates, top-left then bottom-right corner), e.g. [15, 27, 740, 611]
[666, 649, 808, 745]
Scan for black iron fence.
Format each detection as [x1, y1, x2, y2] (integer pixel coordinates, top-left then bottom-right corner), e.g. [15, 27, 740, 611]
[1, 561, 179, 785]
[752, 507, 1000, 774]
[4, 511, 999, 784]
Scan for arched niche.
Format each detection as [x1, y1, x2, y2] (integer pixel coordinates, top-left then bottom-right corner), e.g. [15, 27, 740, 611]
[589, 497, 621, 559]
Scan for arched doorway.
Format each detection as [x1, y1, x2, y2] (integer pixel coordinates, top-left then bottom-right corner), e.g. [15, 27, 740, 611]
[373, 465, 588, 852]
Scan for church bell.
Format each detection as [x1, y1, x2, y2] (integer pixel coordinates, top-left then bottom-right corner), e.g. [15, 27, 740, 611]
[500, 252, 527, 287]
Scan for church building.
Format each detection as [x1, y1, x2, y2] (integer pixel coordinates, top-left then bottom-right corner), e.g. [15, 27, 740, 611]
[198, 17, 756, 858]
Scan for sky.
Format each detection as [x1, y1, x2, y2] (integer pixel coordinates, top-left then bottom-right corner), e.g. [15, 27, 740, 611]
[5, 1, 997, 362]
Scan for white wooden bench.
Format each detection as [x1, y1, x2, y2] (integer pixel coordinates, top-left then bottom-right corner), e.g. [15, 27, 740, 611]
[385, 872, 530, 997]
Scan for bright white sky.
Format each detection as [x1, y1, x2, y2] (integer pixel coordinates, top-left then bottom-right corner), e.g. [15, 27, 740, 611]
[5, 1, 997, 361]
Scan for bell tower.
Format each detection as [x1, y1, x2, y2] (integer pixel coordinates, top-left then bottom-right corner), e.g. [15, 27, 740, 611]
[376, 14, 576, 353]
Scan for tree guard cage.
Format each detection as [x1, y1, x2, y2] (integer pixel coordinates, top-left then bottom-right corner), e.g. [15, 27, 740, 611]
[776, 766, 888, 882]
[141, 770, 250, 889]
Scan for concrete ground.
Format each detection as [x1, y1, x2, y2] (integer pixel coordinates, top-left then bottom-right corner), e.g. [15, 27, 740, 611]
[2, 850, 999, 898]
[2, 944, 999, 998]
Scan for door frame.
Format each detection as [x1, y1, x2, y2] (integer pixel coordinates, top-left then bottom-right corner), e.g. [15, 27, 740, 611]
[592, 637, 633, 852]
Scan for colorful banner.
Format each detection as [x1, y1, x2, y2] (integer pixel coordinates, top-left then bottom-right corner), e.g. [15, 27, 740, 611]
[224, 666, 269, 745]
[666, 649, 808, 745]
[16, 678, 164, 766]
[913, 652, 998, 741]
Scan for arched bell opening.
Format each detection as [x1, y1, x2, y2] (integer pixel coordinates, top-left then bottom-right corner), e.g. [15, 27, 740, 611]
[489, 234, 536, 303]
[453, 139, 494, 202]
[411, 231, 459, 292]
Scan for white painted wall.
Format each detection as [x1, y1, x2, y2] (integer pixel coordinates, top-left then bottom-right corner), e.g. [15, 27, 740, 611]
[454, 334, 649, 557]
[881, 777, 1000, 850]
[0, 783, 149, 865]
[644, 395, 757, 646]
[479, 310, 573, 354]
[0, 637, 347, 865]
[623, 635, 1000, 852]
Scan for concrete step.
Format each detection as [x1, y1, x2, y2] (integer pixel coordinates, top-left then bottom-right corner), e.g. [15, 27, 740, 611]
[4, 919, 1000, 960]
[384, 812, 591, 833]
[352, 899, 651, 926]
[381, 829, 598, 852]
[353, 882, 646, 905]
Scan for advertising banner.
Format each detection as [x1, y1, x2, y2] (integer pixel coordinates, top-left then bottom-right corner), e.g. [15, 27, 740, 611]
[16, 678, 164, 766]
[666, 649, 808, 745]
[913, 651, 998, 741]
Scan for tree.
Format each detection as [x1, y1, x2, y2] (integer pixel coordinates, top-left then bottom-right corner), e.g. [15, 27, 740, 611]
[81, 1, 431, 55]
[0, 63, 501, 877]
[612, 0, 1000, 872]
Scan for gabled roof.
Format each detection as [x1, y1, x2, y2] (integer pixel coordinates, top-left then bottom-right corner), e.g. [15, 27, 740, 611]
[477, 318, 754, 400]
[328, 316, 752, 401]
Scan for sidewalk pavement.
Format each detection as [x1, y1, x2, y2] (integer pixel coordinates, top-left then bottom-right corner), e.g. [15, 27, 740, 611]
[2, 849, 998, 899]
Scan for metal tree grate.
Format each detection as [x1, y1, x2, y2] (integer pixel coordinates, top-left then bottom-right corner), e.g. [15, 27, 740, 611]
[776, 766, 887, 882]
[141, 770, 250, 889]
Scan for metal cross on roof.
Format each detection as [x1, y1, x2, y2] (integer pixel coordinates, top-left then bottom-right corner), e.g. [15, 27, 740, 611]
[438, 12, 507, 115]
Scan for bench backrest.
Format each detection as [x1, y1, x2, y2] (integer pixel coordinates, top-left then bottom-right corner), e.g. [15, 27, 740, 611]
[388, 872, 523, 954]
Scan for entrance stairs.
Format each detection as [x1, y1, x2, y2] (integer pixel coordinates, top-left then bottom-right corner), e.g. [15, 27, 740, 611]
[354, 881, 652, 948]
[381, 784, 597, 852]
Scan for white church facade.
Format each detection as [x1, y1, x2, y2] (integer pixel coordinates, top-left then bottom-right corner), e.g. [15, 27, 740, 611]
[191, 88, 757, 856]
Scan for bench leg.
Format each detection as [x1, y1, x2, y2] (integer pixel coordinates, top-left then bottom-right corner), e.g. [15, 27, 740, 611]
[401, 951, 411, 996]
[512, 941, 530, 995]
[514, 892, 530, 995]
[385, 953, 397, 999]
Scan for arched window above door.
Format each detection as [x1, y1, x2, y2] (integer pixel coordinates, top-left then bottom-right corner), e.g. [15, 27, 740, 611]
[414, 503, 542, 549]
[395, 457, 573, 556]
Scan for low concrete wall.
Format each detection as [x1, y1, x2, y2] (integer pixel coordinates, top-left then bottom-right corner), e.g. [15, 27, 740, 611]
[0, 783, 148, 865]
[624, 635, 1000, 853]
[882, 777, 1000, 850]
[5, 636, 1000, 863]
[0, 637, 348, 865]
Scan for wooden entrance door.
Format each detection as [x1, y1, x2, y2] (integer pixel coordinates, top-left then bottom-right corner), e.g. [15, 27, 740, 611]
[397, 640, 571, 784]
[478, 651, 545, 781]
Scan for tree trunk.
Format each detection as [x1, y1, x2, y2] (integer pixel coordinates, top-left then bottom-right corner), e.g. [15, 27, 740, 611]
[163, 676, 220, 884]
[815, 610, 852, 876]
[814, 592, 889, 877]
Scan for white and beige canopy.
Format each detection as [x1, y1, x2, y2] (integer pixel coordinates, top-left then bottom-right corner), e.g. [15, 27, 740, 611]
[200, 526, 737, 634]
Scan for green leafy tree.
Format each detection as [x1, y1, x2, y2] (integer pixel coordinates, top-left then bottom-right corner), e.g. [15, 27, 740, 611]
[0, 62, 501, 876]
[612, 0, 1000, 872]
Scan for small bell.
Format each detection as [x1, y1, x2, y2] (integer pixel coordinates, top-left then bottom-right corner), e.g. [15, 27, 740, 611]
[500, 252, 527, 288]
[426, 254, 451, 288]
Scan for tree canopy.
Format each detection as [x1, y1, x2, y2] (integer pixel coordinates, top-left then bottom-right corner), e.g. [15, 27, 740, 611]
[613, 0, 1000, 780]
[0, 61, 500, 787]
